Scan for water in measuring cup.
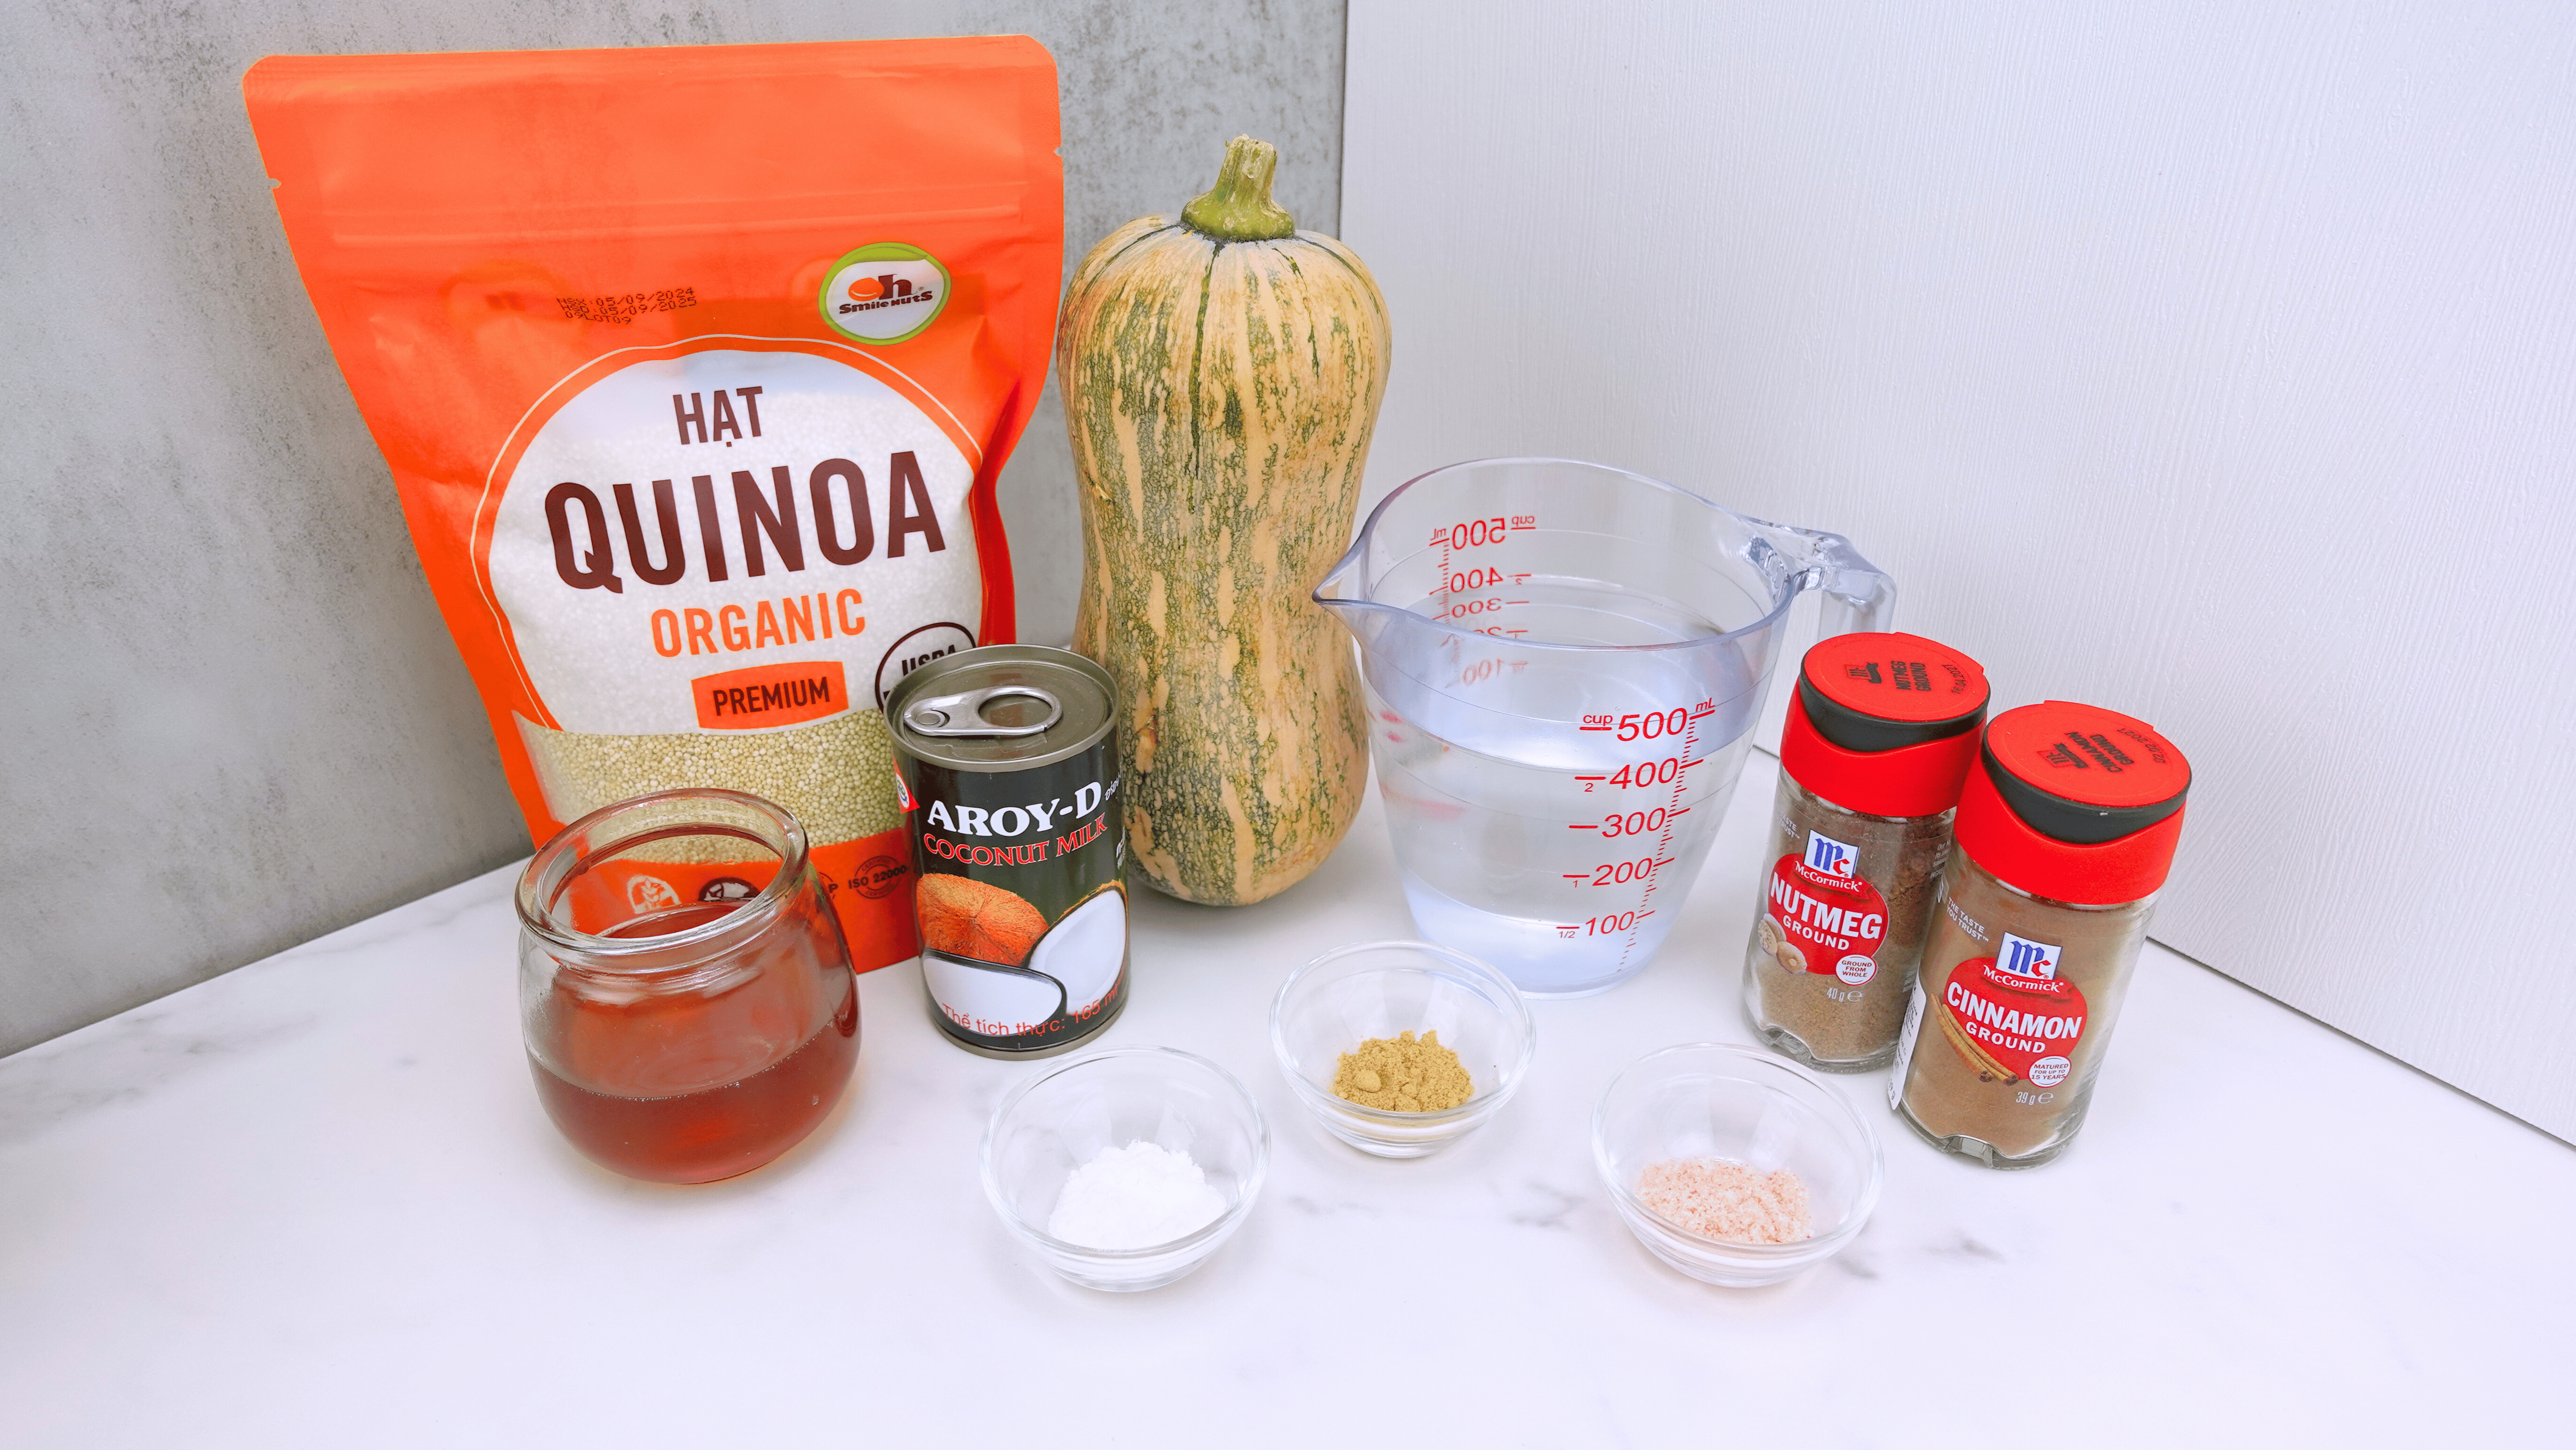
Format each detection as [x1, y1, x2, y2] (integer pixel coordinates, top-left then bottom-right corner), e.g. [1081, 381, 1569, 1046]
[1364, 577, 1764, 997]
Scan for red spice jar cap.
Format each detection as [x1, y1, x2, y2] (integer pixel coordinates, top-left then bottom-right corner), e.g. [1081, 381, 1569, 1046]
[1953, 701, 2192, 904]
[1778, 633, 1989, 817]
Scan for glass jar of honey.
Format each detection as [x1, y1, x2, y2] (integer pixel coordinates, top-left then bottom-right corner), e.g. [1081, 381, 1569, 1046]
[515, 789, 861, 1183]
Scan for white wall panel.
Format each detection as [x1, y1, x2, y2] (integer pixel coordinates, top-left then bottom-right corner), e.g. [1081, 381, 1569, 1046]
[1344, 0, 2576, 1138]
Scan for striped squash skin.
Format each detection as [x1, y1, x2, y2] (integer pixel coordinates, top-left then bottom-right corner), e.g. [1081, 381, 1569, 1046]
[1058, 215, 1391, 905]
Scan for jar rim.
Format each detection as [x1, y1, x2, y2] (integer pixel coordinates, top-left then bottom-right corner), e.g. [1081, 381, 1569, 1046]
[515, 788, 811, 962]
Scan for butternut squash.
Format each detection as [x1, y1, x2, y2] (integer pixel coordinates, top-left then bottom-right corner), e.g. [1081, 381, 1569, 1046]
[1057, 136, 1391, 904]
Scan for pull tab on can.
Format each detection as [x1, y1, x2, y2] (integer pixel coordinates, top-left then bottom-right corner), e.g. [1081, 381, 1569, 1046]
[901, 685, 1062, 738]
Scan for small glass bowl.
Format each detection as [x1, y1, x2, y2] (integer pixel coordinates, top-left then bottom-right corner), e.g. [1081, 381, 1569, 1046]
[1270, 940, 1537, 1158]
[1592, 1043, 1883, 1287]
[981, 1046, 1268, 1292]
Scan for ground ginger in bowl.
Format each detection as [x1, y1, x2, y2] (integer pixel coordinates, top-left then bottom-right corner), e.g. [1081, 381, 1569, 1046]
[1330, 1030, 1473, 1112]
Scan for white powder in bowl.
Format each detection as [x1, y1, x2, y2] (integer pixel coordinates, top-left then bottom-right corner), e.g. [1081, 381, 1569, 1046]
[1046, 1141, 1229, 1250]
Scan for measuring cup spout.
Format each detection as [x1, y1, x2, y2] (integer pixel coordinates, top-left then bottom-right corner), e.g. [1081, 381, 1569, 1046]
[1312, 540, 1386, 650]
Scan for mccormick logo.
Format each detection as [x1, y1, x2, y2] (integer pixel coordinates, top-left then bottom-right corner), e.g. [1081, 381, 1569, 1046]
[1996, 930, 2061, 981]
[1803, 830, 1859, 879]
[1845, 663, 1883, 683]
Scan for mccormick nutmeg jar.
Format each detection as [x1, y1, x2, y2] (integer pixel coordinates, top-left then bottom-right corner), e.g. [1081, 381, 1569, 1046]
[1891, 701, 2190, 1168]
[1746, 634, 1989, 1072]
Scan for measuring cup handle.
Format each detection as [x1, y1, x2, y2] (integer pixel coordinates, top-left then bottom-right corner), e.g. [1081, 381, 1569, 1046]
[1753, 521, 1897, 638]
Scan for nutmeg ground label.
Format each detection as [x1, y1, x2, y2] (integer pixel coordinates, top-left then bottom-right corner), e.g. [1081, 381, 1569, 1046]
[1761, 830, 1891, 983]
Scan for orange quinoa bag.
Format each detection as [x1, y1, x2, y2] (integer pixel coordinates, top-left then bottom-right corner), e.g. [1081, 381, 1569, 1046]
[245, 40, 1063, 968]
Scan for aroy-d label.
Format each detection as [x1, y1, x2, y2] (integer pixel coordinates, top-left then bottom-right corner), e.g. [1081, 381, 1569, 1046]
[899, 741, 1127, 1053]
[1932, 930, 2087, 1087]
[1763, 829, 1890, 984]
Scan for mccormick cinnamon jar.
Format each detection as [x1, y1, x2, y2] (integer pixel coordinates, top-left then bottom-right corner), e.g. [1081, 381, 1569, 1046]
[1891, 702, 2190, 1168]
[1746, 634, 1988, 1071]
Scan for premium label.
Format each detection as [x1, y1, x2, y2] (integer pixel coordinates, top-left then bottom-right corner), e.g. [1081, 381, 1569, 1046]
[1759, 829, 1890, 984]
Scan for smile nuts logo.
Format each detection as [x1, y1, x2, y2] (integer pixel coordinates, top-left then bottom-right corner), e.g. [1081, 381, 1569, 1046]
[820, 242, 950, 345]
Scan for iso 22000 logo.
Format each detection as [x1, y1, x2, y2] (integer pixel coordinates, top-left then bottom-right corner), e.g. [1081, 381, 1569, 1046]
[853, 854, 910, 899]
[819, 242, 950, 345]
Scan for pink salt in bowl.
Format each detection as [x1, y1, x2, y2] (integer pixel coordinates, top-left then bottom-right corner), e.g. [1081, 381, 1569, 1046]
[1591, 1043, 1882, 1287]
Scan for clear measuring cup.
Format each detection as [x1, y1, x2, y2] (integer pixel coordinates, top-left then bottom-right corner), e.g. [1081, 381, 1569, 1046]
[1314, 458, 1894, 997]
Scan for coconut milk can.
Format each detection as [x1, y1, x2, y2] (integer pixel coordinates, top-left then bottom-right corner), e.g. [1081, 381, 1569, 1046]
[888, 645, 1129, 1056]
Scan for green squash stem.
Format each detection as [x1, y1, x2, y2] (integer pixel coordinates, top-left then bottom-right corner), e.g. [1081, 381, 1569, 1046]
[1180, 136, 1297, 242]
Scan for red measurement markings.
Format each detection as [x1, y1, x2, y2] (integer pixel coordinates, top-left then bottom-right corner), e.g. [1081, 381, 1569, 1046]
[1452, 655, 1533, 689]
[1564, 696, 1718, 964]
[1583, 908, 1654, 935]
[1578, 710, 1691, 739]
[1427, 516, 1539, 545]
[1615, 699, 1711, 971]
[1599, 806, 1685, 838]
[1433, 519, 1535, 637]
[1573, 856, 1674, 886]
[1437, 567, 1529, 594]
[1427, 516, 1509, 549]
[1585, 755, 1702, 792]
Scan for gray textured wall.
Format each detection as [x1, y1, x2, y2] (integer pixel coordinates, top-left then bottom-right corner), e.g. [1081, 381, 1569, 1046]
[0, 1, 1345, 1055]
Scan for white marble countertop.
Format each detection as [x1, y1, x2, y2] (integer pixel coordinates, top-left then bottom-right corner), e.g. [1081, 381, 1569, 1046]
[5, 766, 2569, 1447]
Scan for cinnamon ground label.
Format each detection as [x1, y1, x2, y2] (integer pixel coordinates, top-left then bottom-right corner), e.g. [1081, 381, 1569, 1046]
[1931, 932, 2088, 1087]
[1761, 830, 1890, 983]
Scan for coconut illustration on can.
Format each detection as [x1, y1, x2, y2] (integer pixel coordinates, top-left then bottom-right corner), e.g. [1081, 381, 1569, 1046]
[1028, 882, 1127, 1017]
[889, 646, 1131, 1057]
[918, 875, 1049, 964]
